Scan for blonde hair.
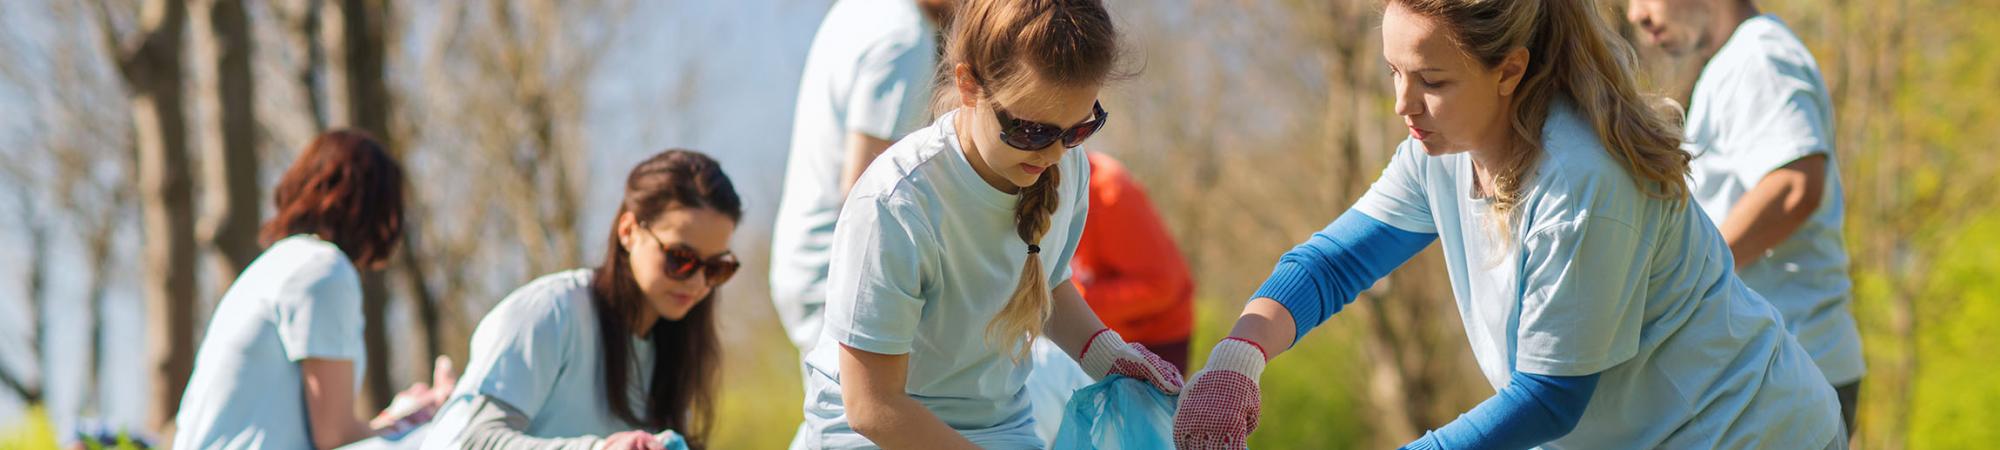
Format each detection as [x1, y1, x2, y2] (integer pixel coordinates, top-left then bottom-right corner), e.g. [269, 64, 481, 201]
[940, 0, 1120, 361]
[1391, 0, 1691, 236]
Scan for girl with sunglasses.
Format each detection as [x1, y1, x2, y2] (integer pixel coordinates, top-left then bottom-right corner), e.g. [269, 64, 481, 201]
[423, 150, 739, 450]
[797, 1, 1183, 448]
[1173, 0, 1843, 449]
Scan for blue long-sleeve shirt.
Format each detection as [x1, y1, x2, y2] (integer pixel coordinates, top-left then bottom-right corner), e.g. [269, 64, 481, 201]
[1251, 210, 1434, 342]
[1402, 372, 1600, 450]
[1253, 210, 1598, 449]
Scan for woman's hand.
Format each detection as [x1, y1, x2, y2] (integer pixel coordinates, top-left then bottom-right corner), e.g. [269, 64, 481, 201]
[428, 355, 459, 406]
[597, 430, 666, 450]
[1078, 328, 1185, 394]
[1173, 338, 1268, 450]
[368, 356, 459, 434]
[368, 385, 437, 431]
[1048, 279, 1186, 395]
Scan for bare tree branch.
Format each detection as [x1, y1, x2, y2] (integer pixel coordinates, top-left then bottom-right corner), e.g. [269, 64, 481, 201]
[0, 368, 35, 403]
[91, 0, 136, 77]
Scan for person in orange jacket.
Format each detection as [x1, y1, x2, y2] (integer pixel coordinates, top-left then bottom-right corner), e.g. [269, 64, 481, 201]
[1073, 151, 1196, 371]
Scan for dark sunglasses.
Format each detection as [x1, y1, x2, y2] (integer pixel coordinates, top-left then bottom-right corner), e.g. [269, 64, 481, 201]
[991, 101, 1108, 151]
[636, 224, 740, 286]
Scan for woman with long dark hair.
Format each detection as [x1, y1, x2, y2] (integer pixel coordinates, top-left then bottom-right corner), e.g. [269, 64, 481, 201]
[423, 150, 738, 450]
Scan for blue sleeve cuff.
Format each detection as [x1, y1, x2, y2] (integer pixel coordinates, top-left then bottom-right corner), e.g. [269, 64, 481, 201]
[1401, 433, 1444, 450]
[1406, 371, 1601, 450]
[1252, 210, 1435, 343]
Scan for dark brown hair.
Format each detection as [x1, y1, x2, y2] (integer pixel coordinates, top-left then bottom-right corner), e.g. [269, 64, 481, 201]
[259, 129, 406, 269]
[590, 149, 739, 449]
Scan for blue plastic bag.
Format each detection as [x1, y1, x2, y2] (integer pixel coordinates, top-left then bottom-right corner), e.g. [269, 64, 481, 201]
[1051, 374, 1179, 449]
[1029, 337, 1096, 443]
[657, 430, 691, 450]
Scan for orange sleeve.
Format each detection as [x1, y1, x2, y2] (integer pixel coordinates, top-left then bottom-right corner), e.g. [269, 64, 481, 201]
[1074, 153, 1194, 343]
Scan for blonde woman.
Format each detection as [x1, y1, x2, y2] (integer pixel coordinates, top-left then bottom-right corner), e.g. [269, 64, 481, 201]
[1174, 1, 1844, 449]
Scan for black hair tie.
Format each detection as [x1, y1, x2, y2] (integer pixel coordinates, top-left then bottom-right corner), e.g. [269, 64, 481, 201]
[1027, 244, 1041, 255]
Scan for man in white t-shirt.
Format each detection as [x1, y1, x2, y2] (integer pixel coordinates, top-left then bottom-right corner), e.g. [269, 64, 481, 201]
[1627, 0, 1864, 436]
[771, 0, 954, 354]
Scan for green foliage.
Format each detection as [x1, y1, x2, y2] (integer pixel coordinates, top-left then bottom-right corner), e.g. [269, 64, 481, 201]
[0, 406, 148, 450]
[1907, 213, 2000, 448]
[0, 406, 60, 449]
[1189, 302, 1370, 449]
[709, 332, 808, 448]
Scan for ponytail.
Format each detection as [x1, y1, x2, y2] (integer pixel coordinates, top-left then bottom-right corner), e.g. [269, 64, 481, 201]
[986, 165, 1062, 361]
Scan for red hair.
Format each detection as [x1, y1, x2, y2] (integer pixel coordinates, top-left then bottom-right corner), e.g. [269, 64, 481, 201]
[259, 129, 407, 269]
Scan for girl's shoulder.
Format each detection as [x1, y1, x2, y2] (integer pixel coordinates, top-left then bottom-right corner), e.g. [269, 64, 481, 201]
[1700, 16, 1820, 93]
[1535, 99, 1625, 177]
[851, 112, 1003, 211]
[852, 116, 956, 197]
[1528, 102, 1650, 211]
[263, 235, 358, 276]
[485, 269, 597, 333]
[251, 235, 363, 305]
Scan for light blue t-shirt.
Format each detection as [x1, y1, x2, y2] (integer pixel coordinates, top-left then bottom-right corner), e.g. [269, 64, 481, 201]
[1685, 14, 1863, 385]
[1024, 338, 1092, 445]
[174, 235, 367, 450]
[771, 0, 941, 352]
[422, 269, 657, 446]
[799, 111, 1091, 449]
[1352, 99, 1842, 449]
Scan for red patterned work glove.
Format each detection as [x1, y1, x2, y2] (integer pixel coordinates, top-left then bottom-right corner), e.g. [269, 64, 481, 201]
[1173, 337, 1268, 450]
[1078, 328, 1186, 395]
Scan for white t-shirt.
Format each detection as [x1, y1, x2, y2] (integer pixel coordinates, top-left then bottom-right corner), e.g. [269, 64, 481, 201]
[1352, 99, 1842, 449]
[799, 111, 1091, 449]
[423, 269, 657, 445]
[770, 0, 941, 352]
[174, 235, 367, 450]
[1684, 14, 1864, 385]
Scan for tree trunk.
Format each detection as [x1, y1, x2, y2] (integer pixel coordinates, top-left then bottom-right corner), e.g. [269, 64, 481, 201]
[326, 0, 399, 411]
[283, 0, 329, 132]
[359, 271, 393, 411]
[401, 236, 447, 367]
[197, 0, 261, 293]
[102, 0, 199, 430]
[329, 0, 392, 137]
